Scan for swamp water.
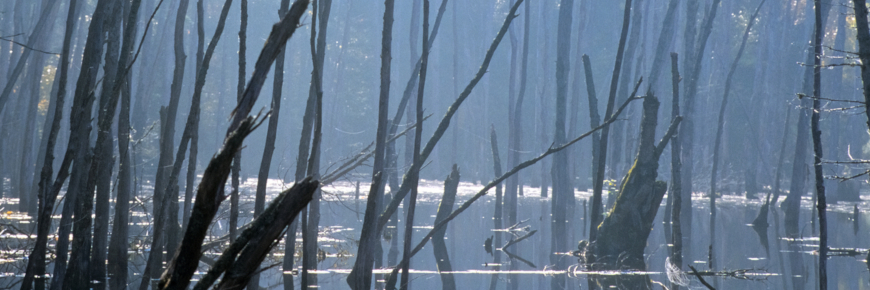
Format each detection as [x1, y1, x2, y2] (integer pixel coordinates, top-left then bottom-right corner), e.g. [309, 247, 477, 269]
[0, 178, 868, 289]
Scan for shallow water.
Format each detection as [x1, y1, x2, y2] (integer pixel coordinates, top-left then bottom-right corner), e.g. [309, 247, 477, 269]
[1, 178, 868, 289]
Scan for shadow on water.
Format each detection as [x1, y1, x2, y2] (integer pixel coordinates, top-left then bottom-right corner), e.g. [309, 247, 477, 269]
[1, 180, 869, 289]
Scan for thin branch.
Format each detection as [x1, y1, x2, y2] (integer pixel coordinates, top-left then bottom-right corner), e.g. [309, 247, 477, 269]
[0, 36, 59, 55]
[688, 265, 716, 290]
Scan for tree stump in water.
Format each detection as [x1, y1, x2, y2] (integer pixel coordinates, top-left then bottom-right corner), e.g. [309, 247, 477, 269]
[587, 96, 680, 289]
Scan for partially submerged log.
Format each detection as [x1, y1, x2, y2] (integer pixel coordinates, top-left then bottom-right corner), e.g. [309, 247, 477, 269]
[588, 96, 681, 289]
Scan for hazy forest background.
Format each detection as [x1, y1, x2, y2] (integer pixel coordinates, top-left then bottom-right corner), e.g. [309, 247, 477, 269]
[2, 0, 870, 289]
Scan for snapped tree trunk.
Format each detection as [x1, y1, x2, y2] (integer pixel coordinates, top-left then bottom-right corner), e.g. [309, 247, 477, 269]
[589, 96, 681, 290]
[551, 1, 573, 289]
[667, 52, 684, 290]
[433, 165, 460, 290]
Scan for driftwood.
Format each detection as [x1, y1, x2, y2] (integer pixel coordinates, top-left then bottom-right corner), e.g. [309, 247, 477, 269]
[156, 1, 309, 289]
[589, 96, 681, 289]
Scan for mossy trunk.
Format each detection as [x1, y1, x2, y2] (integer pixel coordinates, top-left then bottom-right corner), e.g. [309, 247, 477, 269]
[589, 96, 678, 289]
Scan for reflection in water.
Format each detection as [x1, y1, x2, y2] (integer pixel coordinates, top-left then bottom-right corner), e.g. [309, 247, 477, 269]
[0, 179, 868, 289]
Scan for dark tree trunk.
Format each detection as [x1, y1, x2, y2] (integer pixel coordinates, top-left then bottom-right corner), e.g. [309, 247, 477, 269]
[60, 0, 113, 288]
[433, 165, 460, 290]
[551, 0, 573, 289]
[183, 0, 206, 233]
[608, 0, 643, 190]
[231, 0, 248, 244]
[157, 2, 309, 288]
[581, 53, 601, 236]
[346, 0, 394, 289]
[250, 1, 292, 289]
[590, 96, 680, 290]
[21, 0, 75, 287]
[399, 2, 428, 288]
[668, 52, 683, 290]
[811, 0, 828, 288]
[505, 1, 529, 288]
[144, 0, 191, 285]
[707, 0, 764, 271]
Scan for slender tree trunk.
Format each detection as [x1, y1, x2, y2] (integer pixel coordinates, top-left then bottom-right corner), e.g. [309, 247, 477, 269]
[668, 52, 683, 290]
[88, 4, 125, 289]
[183, 0, 205, 233]
[346, 0, 393, 289]
[707, 0, 764, 271]
[250, 1, 292, 289]
[231, 0, 248, 244]
[677, 0, 699, 265]
[551, 0, 573, 289]
[399, 2, 428, 288]
[505, 1, 529, 288]
[21, 0, 79, 287]
[60, 0, 113, 288]
[811, 0, 828, 287]
[145, 0, 191, 285]
[108, 0, 138, 283]
[608, 0, 643, 190]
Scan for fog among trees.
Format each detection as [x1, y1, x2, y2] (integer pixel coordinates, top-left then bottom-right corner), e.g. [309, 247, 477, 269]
[2, 0, 870, 289]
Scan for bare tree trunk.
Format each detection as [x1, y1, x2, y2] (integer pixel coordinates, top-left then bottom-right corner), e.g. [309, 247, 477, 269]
[231, 0, 248, 244]
[551, 0, 573, 289]
[433, 165, 460, 290]
[183, 0, 206, 233]
[810, 0, 827, 287]
[88, 4, 125, 289]
[144, 0, 191, 285]
[505, 1, 529, 288]
[59, 0, 113, 288]
[591, 0, 632, 241]
[108, 0, 139, 283]
[668, 52, 683, 290]
[487, 126, 504, 290]
[608, 0, 643, 190]
[250, 1, 292, 289]
[677, 0, 699, 265]
[399, 2, 428, 288]
[590, 96, 680, 289]
[346, 0, 393, 288]
[157, 3, 309, 288]
[21, 0, 79, 288]
[707, 0, 764, 271]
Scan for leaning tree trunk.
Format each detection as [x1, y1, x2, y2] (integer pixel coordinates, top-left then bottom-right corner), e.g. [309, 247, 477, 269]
[590, 96, 681, 290]
[157, 2, 309, 288]
[21, 0, 79, 288]
[59, 0, 113, 288]
[433, 165, 460, 290]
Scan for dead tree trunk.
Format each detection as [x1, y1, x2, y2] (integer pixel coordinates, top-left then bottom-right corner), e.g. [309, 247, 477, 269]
[433, 165, 460, 290]
[250, 1, 291, 289]
[811, 0, 828, 287]
[231, 0, 248, 244]
[668, 52, 683, 290]
[156, 2, 309, 288]
[589, 96, 681, 290]
[145, 0, 191, 285]
[183, 0, 206, 233]
[399, 2, 429, 288]
[346, 0, 394, 289]
[21, 0, 79, 287]
[707, 0, 764, 271]
[505, 1, 529, 288]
